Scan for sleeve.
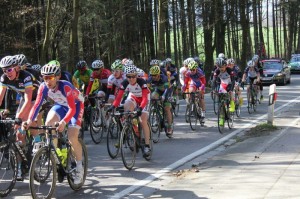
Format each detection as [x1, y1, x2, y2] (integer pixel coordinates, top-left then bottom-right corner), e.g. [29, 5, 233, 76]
[112, 89, 125, 107]
[85, 73, 94, 95]
[140, 87, 150, 109]
[28, 84, 47, 121]
[61, 85, 77, 123]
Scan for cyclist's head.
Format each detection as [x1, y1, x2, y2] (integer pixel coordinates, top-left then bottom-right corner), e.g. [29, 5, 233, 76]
[150, 65, 161, 76]
[183, 57, 194, 67]
[111, 59, 123, 71]
[136, 68, 145, 78]
[150, 59, 160, 67]
[165, 58, 172, 65]
[91, 60, 104, 72]
[31, 64, 42, 71]
[48, 60, 61, 67]
[247, 60, 255, 68]
[188, 61, 198, 72]
[252, 55, 259, 63]
[14, 54, 29, 69]
[123, 59, 133, 66]
[159, 60, 167, 68]
[215, 58, 227, 69]
[0, 55, 19, 79]
[76, 60, 88, 71]
[124, 64, 137, 75]
[226, 58, 235, 67]
[218, 53, 225, 59]
[41, 63, 61, 76]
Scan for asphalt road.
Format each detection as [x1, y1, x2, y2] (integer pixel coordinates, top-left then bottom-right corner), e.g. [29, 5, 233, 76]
[7, 74, 300, 199]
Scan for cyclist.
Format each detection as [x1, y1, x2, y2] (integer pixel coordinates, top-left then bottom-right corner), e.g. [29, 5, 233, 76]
[241, 60, 261, 100]
[193, 56, 205, 72]
[107, 64, 151, 157]
[147, 65, 173, 136]
[48, 60, 73, 84]
[179, 57, 194, 87]
[227, 58, 243, 106]
[14, 54, 42, 82]
[252, 55, 264, 100]
[23, 63, 85, 185]
[181, 60, 206, 120]
[164, 58, 180, 105]
[0, 55, 42, 180]
[218, 53, 227, 60]
[86, 59, 111, 97]
[150, 59, 161, 67]
[106, 59, 125, 103]
[212, 58, 235, 126]
[72, 60, 93, 93]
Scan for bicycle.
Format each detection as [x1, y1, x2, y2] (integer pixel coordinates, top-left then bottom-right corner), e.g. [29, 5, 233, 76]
[234, 82, 242, 117]
[106, 106, 124, 159]
[116, 110, 153, 170]
[216, 91, 234, 134]
[0, 117, 34, 197]
[89, 95, 110, 144]
[246, 80, 260, 114]
[169, 82, 179, 117]
[183, 92, 205, 131]
[149, 98, 174, 142]
[211, 79, 220, 115]
[28, 125, 88, 199]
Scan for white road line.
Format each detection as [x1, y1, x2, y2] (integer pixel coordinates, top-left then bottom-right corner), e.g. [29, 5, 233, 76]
[111, 96, 300, 199]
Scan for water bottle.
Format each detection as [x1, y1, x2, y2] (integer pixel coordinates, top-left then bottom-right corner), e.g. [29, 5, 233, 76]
[132, 118, 140, 137]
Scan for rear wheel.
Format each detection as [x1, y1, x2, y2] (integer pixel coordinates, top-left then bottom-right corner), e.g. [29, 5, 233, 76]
[107, 119, 120, 159]
[67, 139, 88, 190]
[247, 90, 253, 114]
[149, 105, 161, 143]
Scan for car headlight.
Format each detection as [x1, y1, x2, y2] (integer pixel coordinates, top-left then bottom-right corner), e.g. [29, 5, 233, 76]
[275, 73, 283, 77]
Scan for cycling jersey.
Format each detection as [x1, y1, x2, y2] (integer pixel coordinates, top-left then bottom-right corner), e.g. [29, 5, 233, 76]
[86, 68, 111, 95]
[0, 70, 39, 100]
[147, 74, 169, 96]
[179, 66, 189, 86]
[28, 80, 84, 125]
[107, 73, 126, 97]
[183, 68, 206, 90]
[113, 78, 150, 109]
[231, 65, 243, 82]
[73, 69, 93, 88]
[25, 68, 43, 83]
[244, 66, 259, 78]
[213, 67, 235, 93]
[61, 71, 73, 83]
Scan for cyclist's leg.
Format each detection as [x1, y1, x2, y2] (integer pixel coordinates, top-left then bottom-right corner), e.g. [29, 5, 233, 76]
[163, 101, 172, 133]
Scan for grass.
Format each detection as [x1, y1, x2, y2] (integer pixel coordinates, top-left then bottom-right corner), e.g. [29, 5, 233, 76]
[245, 122, 279, 137]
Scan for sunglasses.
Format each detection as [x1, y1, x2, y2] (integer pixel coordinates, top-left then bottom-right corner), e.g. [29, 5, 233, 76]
[92, 68, 101, 71]
[190, 69, 196, 72]
[43, 76, 56, 81]
[126, 75, 137, 79]
[3, 67, 14, 74]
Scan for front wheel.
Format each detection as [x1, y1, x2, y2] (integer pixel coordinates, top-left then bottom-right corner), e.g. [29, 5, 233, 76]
[90, 108, 105, 144]
[217, 103, 226, 134]
[106, 120, 121, 159]
[67, 139, 88, 190]
[0, 148, 17, 197]
[29, 147, 57, 199]
[120, 125, 136, 170]
[189, 103, 198, 131]
[149, 106, 161, 143]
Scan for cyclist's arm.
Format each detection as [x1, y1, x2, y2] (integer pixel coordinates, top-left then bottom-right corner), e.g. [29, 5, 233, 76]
[112, 89, 125, 108]
[28, 84, 47, 122]
[85, 78, 94, 95]
[62, 86, 78, 124]
[0, 85, 7, 107]
[140, 88, 150, 109]
[72, 76, 80, 89]
[16, 86, 33, 119]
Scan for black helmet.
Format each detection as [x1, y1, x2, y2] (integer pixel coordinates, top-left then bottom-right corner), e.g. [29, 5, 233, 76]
[76, 60, 87, 70]
[215, 58, 227, 67]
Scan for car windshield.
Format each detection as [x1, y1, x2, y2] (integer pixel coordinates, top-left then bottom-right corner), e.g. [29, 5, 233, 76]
[290, 56, 300, 62]
[263, 62, 282, 70]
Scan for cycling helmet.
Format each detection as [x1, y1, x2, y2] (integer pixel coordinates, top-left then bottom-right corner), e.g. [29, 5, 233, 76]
[91, 60, 104, 69]
[165, 58, 172, 63]
[41, 63, 61, 76]
[159, 61, 167, 68]
[150, 59, 160, 66]
[31, 64, 42, 71]
[136, 68, 145, 77]
[124, 64, 137, 74]
[183, 57, 194, 66]
[252, 55, 259, 63]
[247, 60, 255, 67]
[193, 56, 201, 64]
[123, 59, 133, 66]
[15, 54, 28, 66]
[188, 61, 198, 70]
[215, 58, 227, 67]
[0, 55, 18, 68]
[48, 60, 61, 67]
[218, 53, 225, 59]
[111, 60, 123, 70]
[149, 65, 160, 75]
[227, 58, 235, 65]
[76, 60, 87, 70]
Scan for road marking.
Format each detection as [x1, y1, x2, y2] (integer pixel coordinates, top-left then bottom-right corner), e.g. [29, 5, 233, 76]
[111, 96, 300, 199]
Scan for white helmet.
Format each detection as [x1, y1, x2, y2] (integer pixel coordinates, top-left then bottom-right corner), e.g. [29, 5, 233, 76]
[183, 57, 194, 66]
[227, 58, 235, 65]
[150, 59, 160, 66]
[136, 68, 145, 77]
[91, 60, 104, 69]
[31, 64, 42, 71]
[218, 53, 225, 59]
[0, 55, 18, 68]
[124, 64, 137, 74]
[41, 63, 61, 76]
[124, 59, 134, 66]
[15, 54, 28, 66]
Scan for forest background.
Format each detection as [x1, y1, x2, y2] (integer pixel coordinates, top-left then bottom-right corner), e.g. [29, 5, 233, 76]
[0, 0, 299, 77]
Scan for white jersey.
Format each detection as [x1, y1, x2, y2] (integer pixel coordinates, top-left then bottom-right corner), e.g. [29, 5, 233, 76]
[179, 66, 188, 85]
[107, 73, 126, 89]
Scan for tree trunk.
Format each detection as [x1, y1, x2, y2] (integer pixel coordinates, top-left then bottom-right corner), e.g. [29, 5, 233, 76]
[158, 0, 168, 59]
[68, 0, 79, 72]
[41, 0, 51, 64]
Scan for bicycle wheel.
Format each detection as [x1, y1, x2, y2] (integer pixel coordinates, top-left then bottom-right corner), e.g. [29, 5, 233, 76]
[67, 139, 88, 190]
[0, 147, 17, 197]
[172, 100, 180, 117]
[120, 125, 136, 170]
[189, 103, 198, 131]
[185, 104, 190, 123]
[226, 104, 234, 129]
[164, 108, 174, 138]
[213, 92, 219, 115]
[142, 122, 153, 161]
[217, 103, 226, 134]
[29, 147, 57, 199]
[247, 90, 253, 114]
[106, 119, 121, 159]
[253, 91, 258, 112]
[89, 107, 105, 144]
[149, 105, 161, 143]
